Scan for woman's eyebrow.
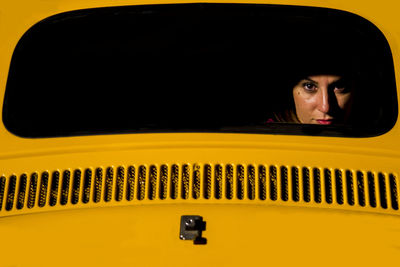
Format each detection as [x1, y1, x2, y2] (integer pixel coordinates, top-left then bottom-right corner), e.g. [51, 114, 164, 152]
[303, 77, 318, 84]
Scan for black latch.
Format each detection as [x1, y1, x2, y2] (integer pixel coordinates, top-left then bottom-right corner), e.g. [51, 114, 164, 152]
[179, 215, 207, 245]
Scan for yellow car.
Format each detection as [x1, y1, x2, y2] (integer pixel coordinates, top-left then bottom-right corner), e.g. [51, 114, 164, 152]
[0, 0, 399, 266]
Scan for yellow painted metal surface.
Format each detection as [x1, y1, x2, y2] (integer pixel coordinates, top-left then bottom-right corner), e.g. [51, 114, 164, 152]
[2, 205, 400, 266]
[1, 0, 400, 266]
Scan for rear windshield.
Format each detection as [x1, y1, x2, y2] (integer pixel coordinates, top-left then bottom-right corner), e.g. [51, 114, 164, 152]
[3, 4, 397, 137]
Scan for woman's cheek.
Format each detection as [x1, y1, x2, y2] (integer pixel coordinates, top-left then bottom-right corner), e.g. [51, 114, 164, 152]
[337, 93, 352, 109]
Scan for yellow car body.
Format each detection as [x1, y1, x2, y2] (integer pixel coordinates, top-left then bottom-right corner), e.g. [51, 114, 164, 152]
[0, 0, 400, 266]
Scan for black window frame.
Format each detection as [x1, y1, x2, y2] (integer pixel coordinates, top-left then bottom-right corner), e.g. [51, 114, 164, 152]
[2, 3, 397, 138]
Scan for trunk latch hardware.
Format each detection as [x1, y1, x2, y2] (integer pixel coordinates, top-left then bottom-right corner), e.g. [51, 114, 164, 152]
[179, 215, 207, 245]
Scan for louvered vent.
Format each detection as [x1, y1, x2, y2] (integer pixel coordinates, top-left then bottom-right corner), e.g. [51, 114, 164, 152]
[0, 165, 399, 212]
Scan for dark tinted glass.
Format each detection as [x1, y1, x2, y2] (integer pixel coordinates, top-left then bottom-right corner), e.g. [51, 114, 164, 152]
[3, 4, 397, 137]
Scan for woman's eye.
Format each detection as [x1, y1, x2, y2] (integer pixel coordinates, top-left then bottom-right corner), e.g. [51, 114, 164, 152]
[303, 83, 317, 91]
[334, 86, 347, 93]
[332, 80, 348, 93]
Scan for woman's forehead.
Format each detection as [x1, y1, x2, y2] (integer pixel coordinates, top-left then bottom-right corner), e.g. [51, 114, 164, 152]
[305, 75, 342, 83]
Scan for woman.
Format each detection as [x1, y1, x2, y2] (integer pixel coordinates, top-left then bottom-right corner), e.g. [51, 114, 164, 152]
[271, 72, 354, 125]
[268, 36, 359, 127]
[292, 74, 353, 124]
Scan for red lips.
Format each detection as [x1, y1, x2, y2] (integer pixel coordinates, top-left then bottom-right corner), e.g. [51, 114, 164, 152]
[316, 119, 333, 125]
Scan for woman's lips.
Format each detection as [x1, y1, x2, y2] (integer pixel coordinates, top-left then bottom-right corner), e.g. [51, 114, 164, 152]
[316, 119, 333, 125]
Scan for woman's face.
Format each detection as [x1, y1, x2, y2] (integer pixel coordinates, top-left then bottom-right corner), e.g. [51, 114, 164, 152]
[292, 75, 353, 125]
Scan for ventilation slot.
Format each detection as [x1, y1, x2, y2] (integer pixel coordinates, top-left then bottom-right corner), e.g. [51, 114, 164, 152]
[389, 174, 399, 210]
[269, 166, 278, 201]
[38, 172, 49, 207]
[214, 165, 223, 199]
[71, 169, 81, 205]
[159, 165, 168, 200]
[237, 165, 245, 200]
[93, 168, 103, 203]
[302, 168, 310, 202]
[335, 169, 344, 205]
[60, 170, 70, 205]
[367, 172, 377, 207]
[0, 165, 399, 212]
[280, 166, 288, 201]
[104, 167, 114, 202]
[17, 174, 27, 210]
[313, 168, 321, 203]
[82, 169, 92, 204]
[27, 173, 38, 209]
[356, 171, 366, 207]
[378, 173, 388, 209]
[0, 177, 6, 211]
[292, 167, 300, 202]
[203, 165, 212, 199]
[137, 166, 147, 201]
[50, 171, 60, 206]
[324, 169, 333, 204]
[181, 165, 190, 200]
[225, 165, 234, 200]
[192, 165, 201, 199]
[346, 170, 355, 206]
[148, 166, 157, 200]
[6, 175, 17, 211]
[126, 166, 135, 201]
[258, 166, 267, 201]
[115, 166, 125, 201]
[170, 165, 179, 200]
[248, 165, 256, 200]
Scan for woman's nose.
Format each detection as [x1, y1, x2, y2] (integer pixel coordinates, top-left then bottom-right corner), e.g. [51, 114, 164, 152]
[317, 90, 330, 113]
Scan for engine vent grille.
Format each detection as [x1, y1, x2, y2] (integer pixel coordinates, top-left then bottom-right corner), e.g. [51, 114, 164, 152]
[0, 164, 399, 213]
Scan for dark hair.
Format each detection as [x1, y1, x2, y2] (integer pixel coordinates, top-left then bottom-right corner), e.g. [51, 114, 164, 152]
[270, 32, 362, 124]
